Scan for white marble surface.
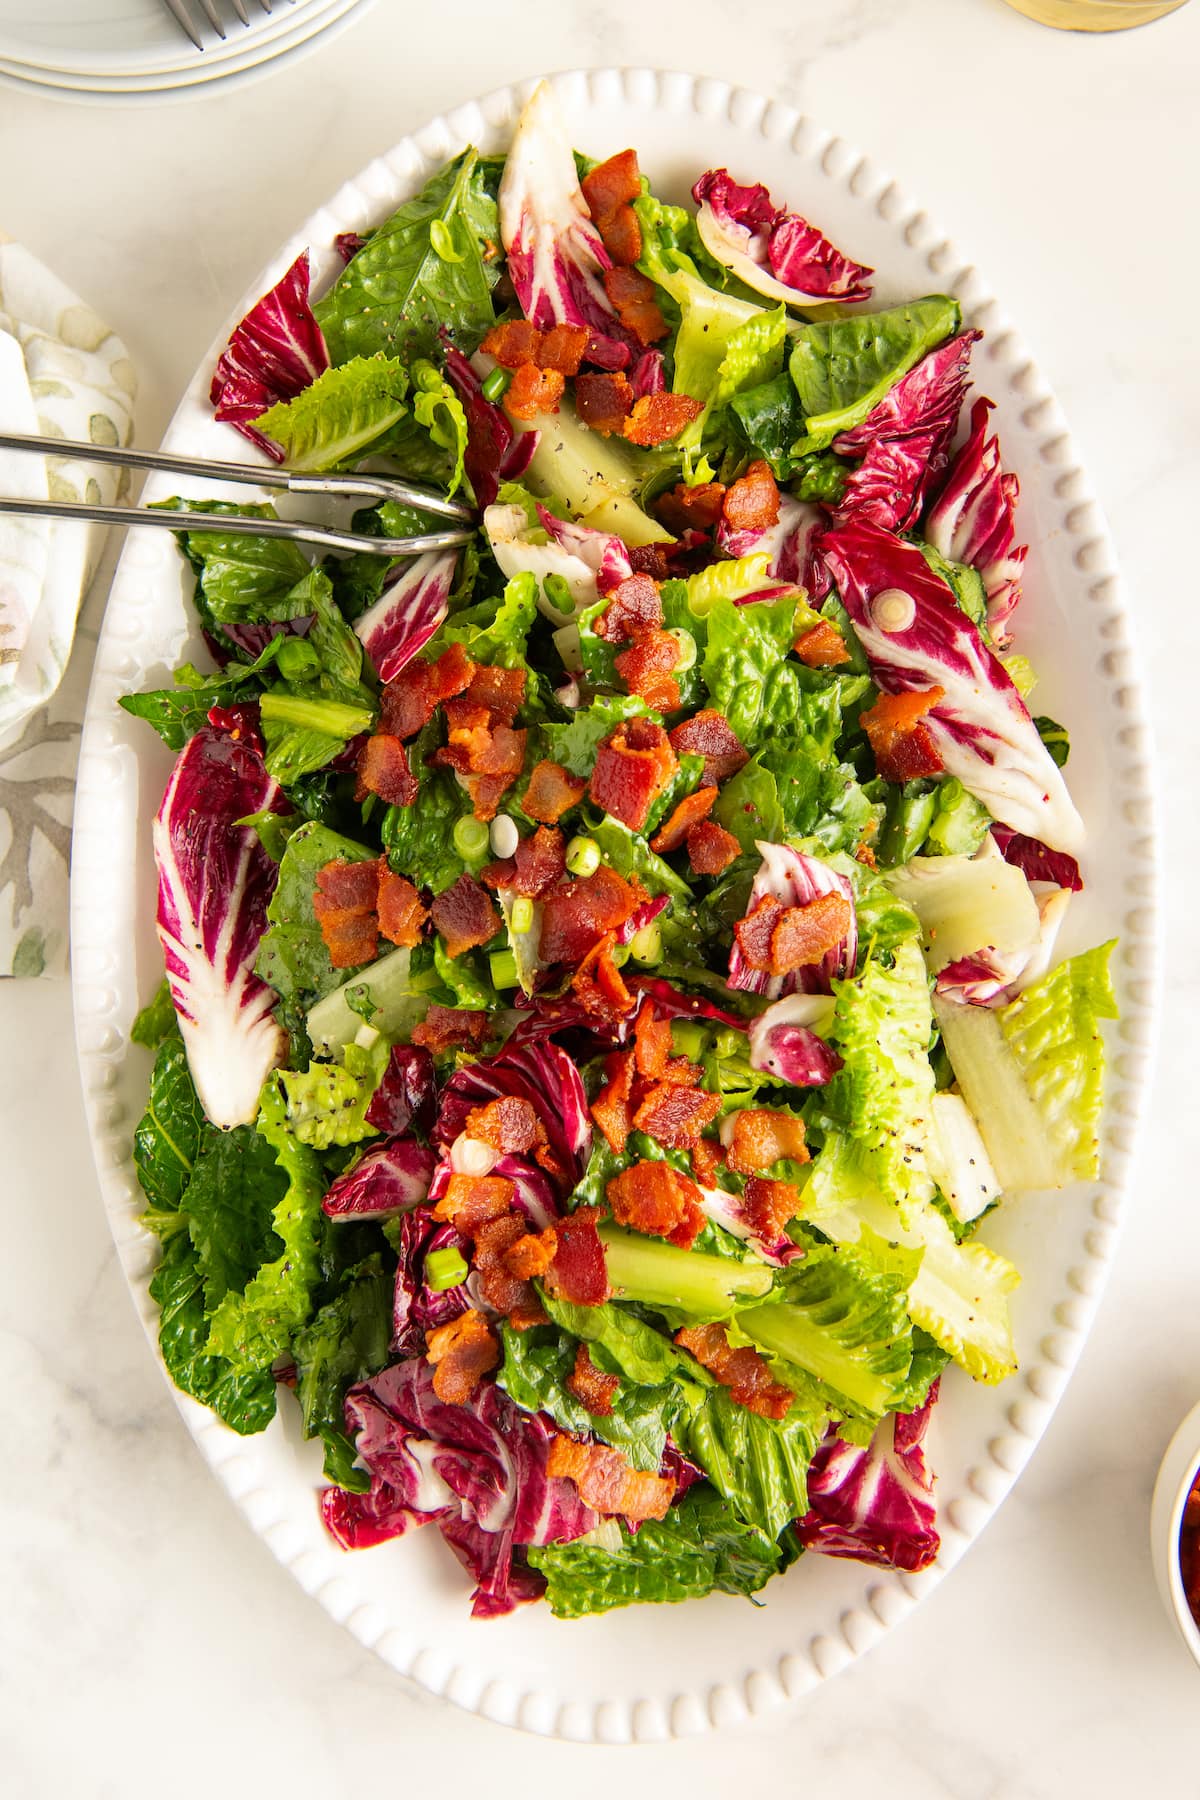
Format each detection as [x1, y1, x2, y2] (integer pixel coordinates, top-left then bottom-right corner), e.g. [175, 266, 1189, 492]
[2, 0, 1199, 1790]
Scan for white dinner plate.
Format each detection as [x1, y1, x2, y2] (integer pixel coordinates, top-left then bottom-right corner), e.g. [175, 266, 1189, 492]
[0, 0, 328, 73]
[71, 68, 1158, 1743]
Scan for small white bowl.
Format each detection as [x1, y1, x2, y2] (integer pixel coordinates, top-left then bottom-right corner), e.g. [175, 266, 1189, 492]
[1151, 1399, 1200, 1666]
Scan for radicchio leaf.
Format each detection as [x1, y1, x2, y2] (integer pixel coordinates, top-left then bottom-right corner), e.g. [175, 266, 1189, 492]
[321, 1356, 597, 1616]
[796, 1382, 940, 1573]
[630, 349, 667, 398]
[727, 843, 857, 1000]
[152, 728, 288, 1130]
[443, 344, 538, 509]
[391, 1210, 473, 1353]
[925, 397, 1027, 645]
[748, 994, 843, 1085]
[354, 548, 458, 683]
[624, 975, 748, 1031]
[990, 824, 1083, 893]
[434, 1040, 592, 1196]
[483, 501, 633, 625]
[497, 81, 631, 367]
[819, 519, 1084, 854]
[716, 492, 828, 597]
[692, 168, 873, 307]
[365, 1043, 438, 1135]
[321, 1137, 436, 1220]
[209, 251, 330, 458]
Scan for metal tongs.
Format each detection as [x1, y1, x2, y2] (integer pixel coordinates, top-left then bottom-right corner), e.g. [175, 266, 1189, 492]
[0, 431, 477, 557]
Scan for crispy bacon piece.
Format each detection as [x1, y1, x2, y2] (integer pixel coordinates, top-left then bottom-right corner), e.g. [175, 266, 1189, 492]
[654, 481, 727, 534]
[574, 371, 634, 435]
[537, 322, 590, 376]
[566, 1343, 620, 1416]
[313, 904, 378, 969]
[588, 717, 677, 832]
[658, 1055, 702, 1088]
[633, 1001, 673, 1080]
[594, 571, 662, 644]
[465, 663, 526, 723]
[769, 892, 853, 976]
[356, 733, 418, 806]
[722, 459, 780, 531]
[733, 895, 786, 970]
[481, 318, 543, 368]
[598, 204, 643, 267]
[614, 629, 681, 712]
[581, 149, 641, 220]
[315, 858, 380, 911]
[474, 1212, 547, 1326]
[668, 709, 749, 785]
[411, 1003, 490, 1054]
[686, 819, 741, 876]
[675, 1322, 793, 1421]
[504, 362, 565, 421]
[855, 839, 878, 869]
[603, 266, 667, 344]
[573, 932, 635, 1022]
[690, 1136, 725, 1187]
[426, 1308, 500, 1404]
[743, 1175, 804, 1244]
[538, 863, 643, 964]
[544, 1206, 610, 1307]
[632, 1083, 722, 1150]
[379, 642, 474, 740]
[591, 1048, 637, 1153]
[433, 1171, 515, 1235]
[607, 1159, 705, 1249]
[511, 826, 566, 898]
[547, 1434, 675, 1522]
[793, 620, 851, 668]
[725, 1107, 810, 1175]
[860, 686, 946, 783]
[430, 873, 501, 958]
[628, 542, 673, 580]
[376, 869, 427, 947]
[523, 758, 588, 824]
[465, 1094, 542, 1157]
[503, 1225, 559, 1281]
[623, 392, 704, 447]
[649, 786, 717, 855]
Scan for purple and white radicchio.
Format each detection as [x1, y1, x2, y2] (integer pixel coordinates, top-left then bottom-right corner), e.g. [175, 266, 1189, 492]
[321, 1358, 597, 1617]
[498, 81, 631, 368]
[209, 251, 329, 457]
[354, 548, 458, 683]
[820, 519, 1084, 855]
[442, 346, 537, 510]
[936, 883, 1073, 1006]
[925, 397, 1028, 646]
[727, 843, 857, 1000]
[716, 493, 828, 598]
[831, 332, 982, 534]
[321, 1138, 436, 1220]
[365, 1043, 437, 1136]
[434, 1039, 592, 1198]
[692, 168, 873, 307]
[483, 501, 633, 626]
[796, 1382, 941, 1573]
[748, 993, 844, 1086]
[152, 728, 288, 1129]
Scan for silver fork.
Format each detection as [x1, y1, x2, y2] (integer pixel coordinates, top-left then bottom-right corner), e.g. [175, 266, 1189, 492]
[160, 0, 288, 52]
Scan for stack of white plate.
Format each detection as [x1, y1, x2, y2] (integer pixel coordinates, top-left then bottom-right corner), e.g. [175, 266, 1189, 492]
[0, 0, 378, 103]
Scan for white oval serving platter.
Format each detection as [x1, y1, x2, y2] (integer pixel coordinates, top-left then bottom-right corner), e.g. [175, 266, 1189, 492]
[70, 67, 1159, 1744]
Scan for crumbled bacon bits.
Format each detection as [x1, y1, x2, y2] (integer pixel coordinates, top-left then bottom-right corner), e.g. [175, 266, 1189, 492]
[410, 1004, 490, 1054]
[724, 1107, 810, 1175]
[538, 863, 644, 964]
[575, 371, 633, 435]
[602, 266, 667, 346]
[433, 1170, 515, 1234]
[668, 709, 749, 785]
[722, 459, 780, 532]
[377, 869, 427, 947]
[580, 148, 644, 268]
[655, 481, 726, 534]
[502, 1227, 558, 1281]
[313, 857, 381, 968]
[591, 1048, 637, 1153]
[675, 1322, 793, 1420]
[465, 1095, 541, 1156]
[566, 1343, 620, 1416]
[793, 620, 851, 668]
[379, 641, 474, 741]
[614, 628, 682, 712]
[649, 786, 717, 855]
[686, 819, 740, 876]
[481, 318, 589, 378]
[474, 1213, 548, 1327]
[547, 1434, 676, 1521]
[743, 1175, 804, 1244]
[691, 1136, 726, 1188]
[607, 1159, 706, 1250]
[523, 759, 587, 824]
[425, 1308, 500, 1405]
[622, 392, 704, 447]
[860, 686, 946, 783]
[588, 716, 678, 832]
[503, 362, 565, 420]
[632, 1082, 722, 1151]
[543, 1207, 610, 1306]
[429, 873, 501, 958]
[355, 733, 418, 807]
[593, 571, 662, 643]
[734, 890, 852, 976]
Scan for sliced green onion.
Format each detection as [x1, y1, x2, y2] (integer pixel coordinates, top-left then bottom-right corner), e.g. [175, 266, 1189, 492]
[481, 365, 512, 403]
[671, 1020, 709, 1061]
[489, 949, 519, 990]
[628, 920, 663, 965]
[429, 218, 465, 263]
[510, 895, 535, 935]
[258, 692, 373, 737]
[565, 835, 601, 877]
[666, 627, 697, 672]
[543, 571, 574, 614]
[453, 815, 490, 862]
[274, 637, 320, 682]
[425, 1247, 469, 1292]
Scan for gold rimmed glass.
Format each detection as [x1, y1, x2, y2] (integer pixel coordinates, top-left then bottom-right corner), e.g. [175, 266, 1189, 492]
[1001, 0, 1188, 30]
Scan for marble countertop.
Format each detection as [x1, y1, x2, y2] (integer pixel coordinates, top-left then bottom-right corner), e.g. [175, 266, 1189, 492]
[3, 0, 1199, 1791]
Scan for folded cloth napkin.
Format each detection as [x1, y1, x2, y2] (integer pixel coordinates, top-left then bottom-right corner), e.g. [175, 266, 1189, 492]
[0, 235, 136, 976]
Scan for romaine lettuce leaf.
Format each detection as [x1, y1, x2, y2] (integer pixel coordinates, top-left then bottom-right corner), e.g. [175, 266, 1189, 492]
[788, 296, 961, 452]
[150, 1232, 278, 1435]
[674, 1384, 824, 1539]
[380, 721, 475, 895]
[255, 820, 378, 1003]
[251, 355, 409, 471]
[293, 1254, 394, 1489]
[498, 1324, 675, 1473]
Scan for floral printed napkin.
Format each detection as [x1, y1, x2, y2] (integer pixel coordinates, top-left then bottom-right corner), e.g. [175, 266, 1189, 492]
[0, 236, 136, 976]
